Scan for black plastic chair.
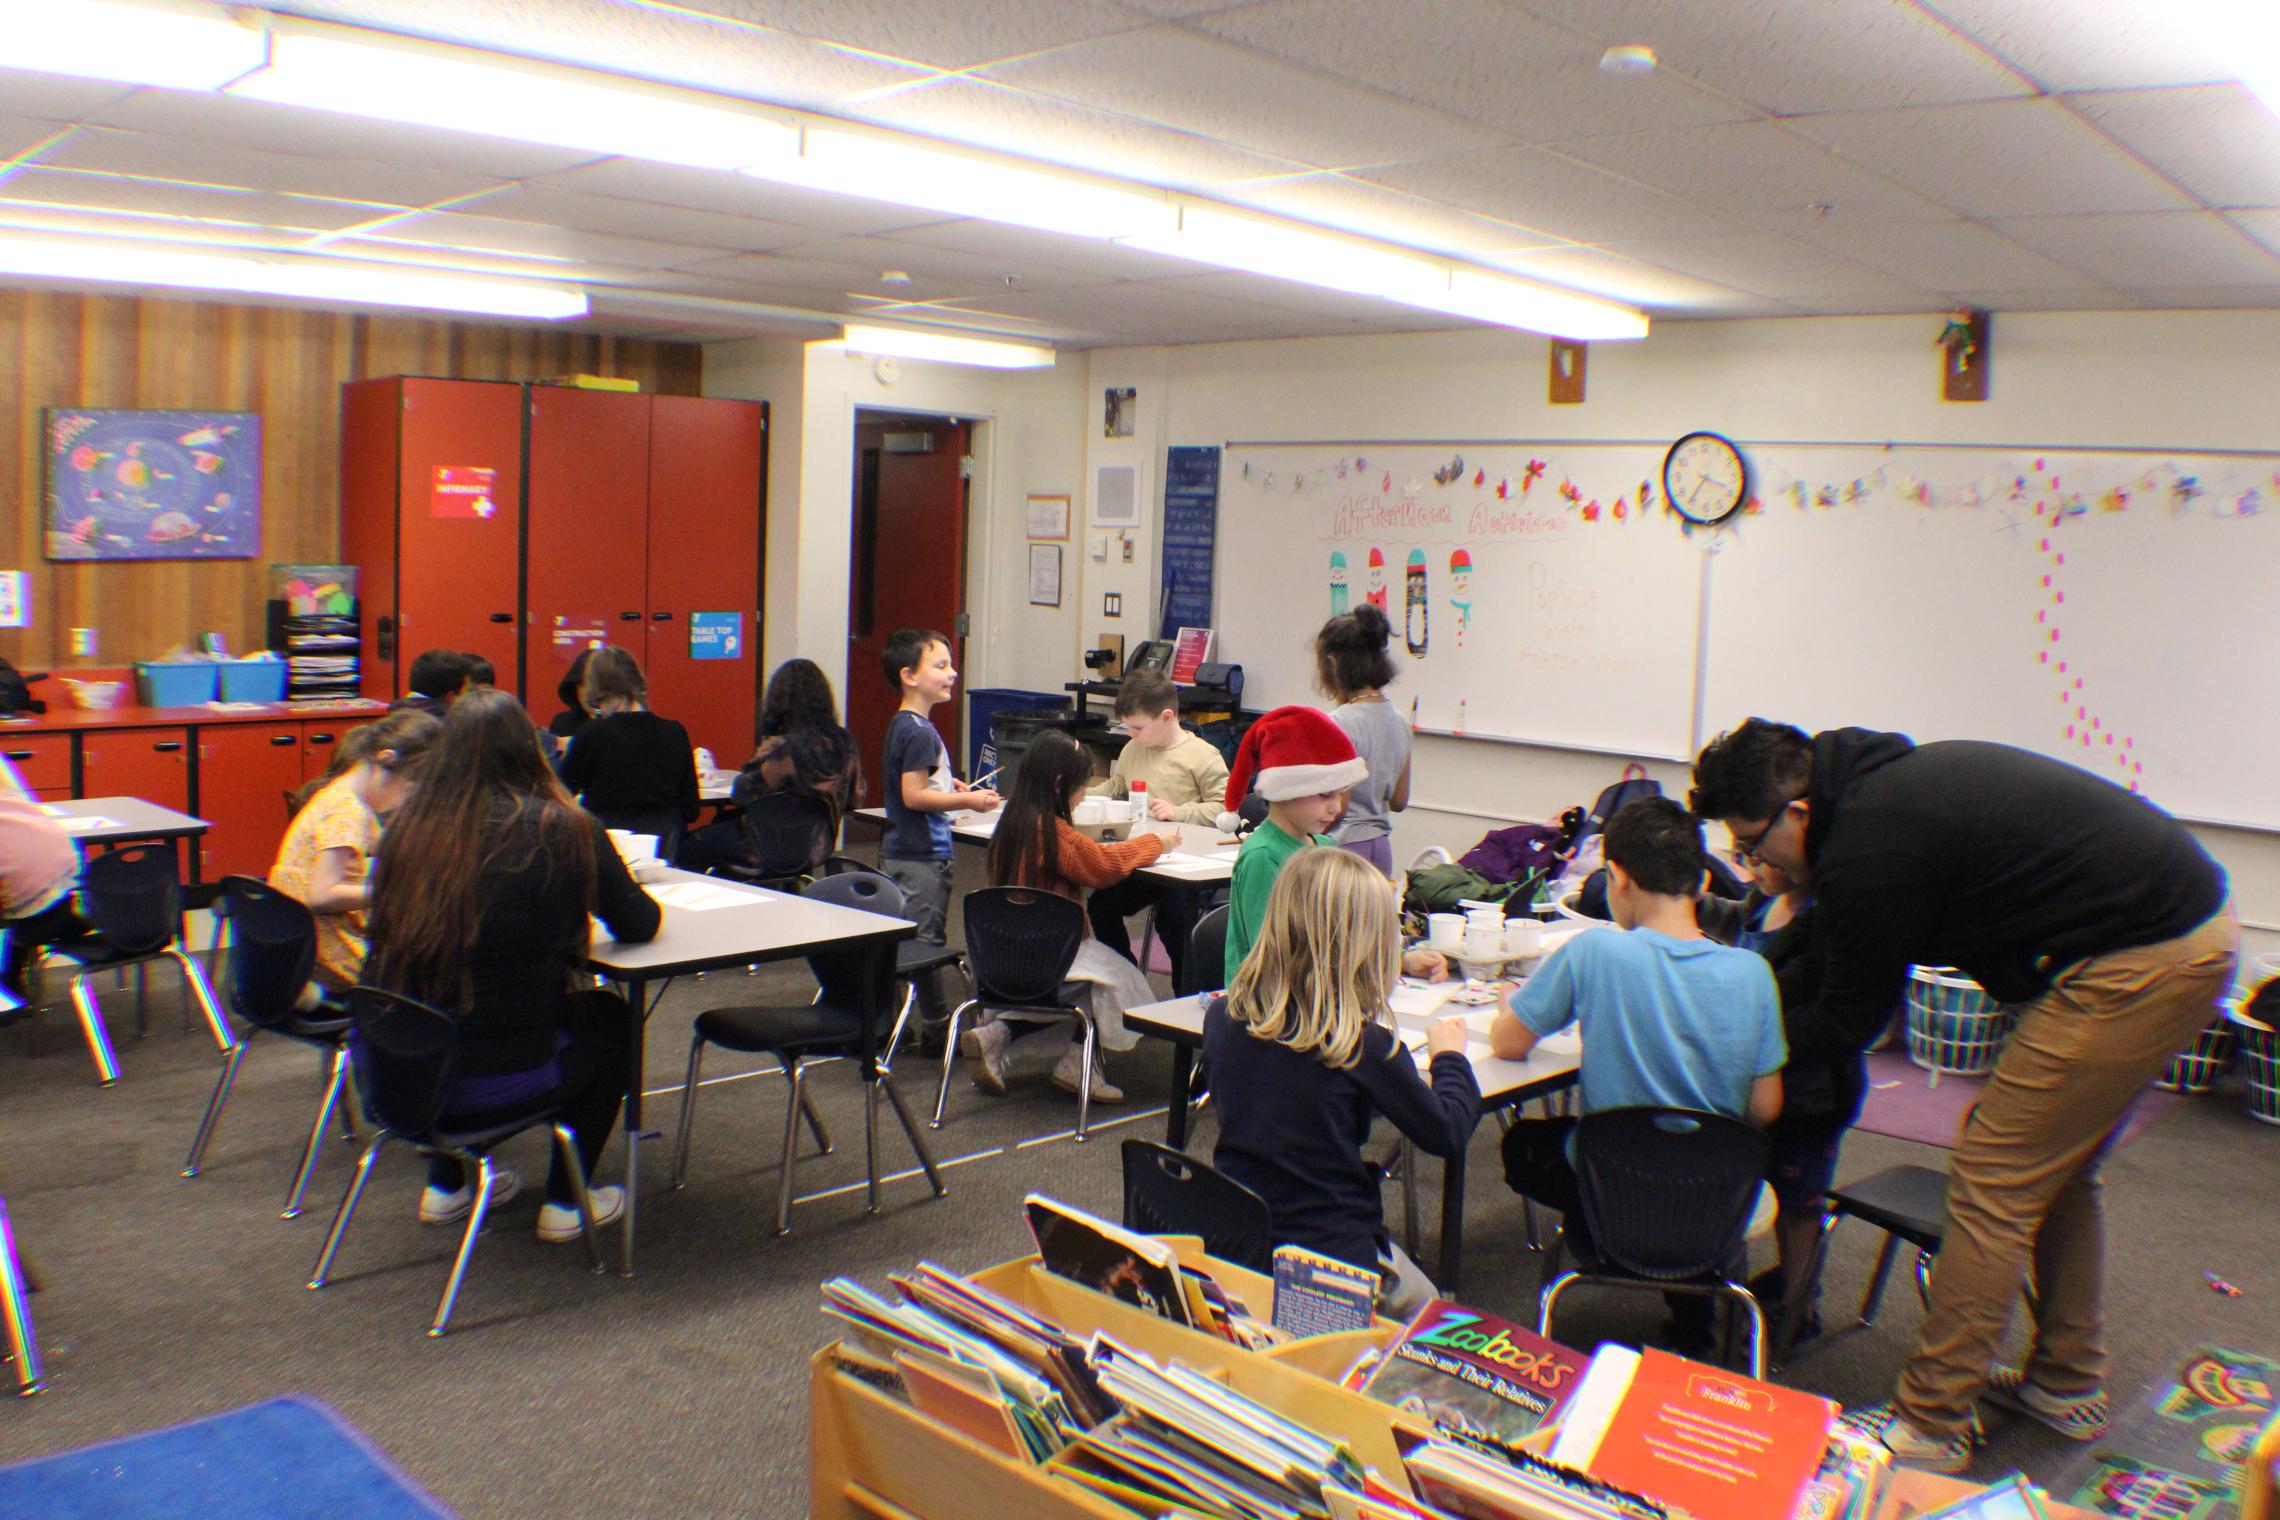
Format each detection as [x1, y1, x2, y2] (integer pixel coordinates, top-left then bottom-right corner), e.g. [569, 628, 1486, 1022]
[1774, 1163, 1949, 1366]
[182, 878, 361, 1217]
[1175, 904, 1231, 1000]
[668, 871, 946, 1235]
[1121, 1139, 1272, 1273]
[306, 988, 608, 1337]
[1537, 1107, 1774, 1377]
[41, 845, 233, 1086]
[716, 791, 834, 891]
[933, 888, 1091, 1136]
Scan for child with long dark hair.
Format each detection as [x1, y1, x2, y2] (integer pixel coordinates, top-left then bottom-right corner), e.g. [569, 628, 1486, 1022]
[366, 688, 659, 1239]
[1316, 603, 1411, 877]
[684, 658, 862, 875]
[967, 731, 1167, 1104]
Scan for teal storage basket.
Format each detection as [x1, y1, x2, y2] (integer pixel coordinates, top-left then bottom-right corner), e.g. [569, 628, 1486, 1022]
[135, 662, 219, 707]
[218, 659, 288, 703]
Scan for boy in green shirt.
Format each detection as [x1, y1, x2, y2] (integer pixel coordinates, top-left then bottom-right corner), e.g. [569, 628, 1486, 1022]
[1219, 705, 1448, 986]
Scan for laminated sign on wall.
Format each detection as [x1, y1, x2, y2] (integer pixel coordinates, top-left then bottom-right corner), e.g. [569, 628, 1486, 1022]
[689, 611, 743, 661]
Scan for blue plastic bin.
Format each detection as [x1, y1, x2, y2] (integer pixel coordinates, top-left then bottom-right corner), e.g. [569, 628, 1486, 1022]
[964, 688, 1068, 779]
[135, 662, 219, 707]
[218, 659, 289, 703]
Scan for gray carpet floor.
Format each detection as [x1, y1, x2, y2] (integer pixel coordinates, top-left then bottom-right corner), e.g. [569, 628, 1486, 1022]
[1, 853, 2274, 1517]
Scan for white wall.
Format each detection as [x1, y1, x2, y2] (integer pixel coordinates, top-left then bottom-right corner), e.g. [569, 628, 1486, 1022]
[1074, 313, 2280, 942]
[701, 338, 1089, 717]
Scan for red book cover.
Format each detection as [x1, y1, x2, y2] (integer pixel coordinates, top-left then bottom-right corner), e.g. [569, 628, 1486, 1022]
[1169, 627, 1214, 685]
[1561, 1347, 1835, 1520]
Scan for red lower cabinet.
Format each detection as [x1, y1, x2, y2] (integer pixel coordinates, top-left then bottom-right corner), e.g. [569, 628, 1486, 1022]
[196, 725, 305, 881]
[80, 727, 191, 813]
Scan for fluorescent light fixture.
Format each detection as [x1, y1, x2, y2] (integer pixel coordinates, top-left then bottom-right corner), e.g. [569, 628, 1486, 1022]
[832, 324, 1055, 369]
[744, 130, 1176, 240]
[0, 233, 588, 319]
[2173, 0, 2280, 111]
[1395, 269, 1649, 342]
[1121, 207, 1443, 300]
[229, 29, 798, 172]
[6, 0, 265, 90]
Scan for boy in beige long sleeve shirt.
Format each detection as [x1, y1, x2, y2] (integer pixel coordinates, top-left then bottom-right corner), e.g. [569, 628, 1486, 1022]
[1085, 671, 1229, 978]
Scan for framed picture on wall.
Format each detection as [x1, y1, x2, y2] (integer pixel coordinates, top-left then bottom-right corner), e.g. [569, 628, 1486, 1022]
[1026, 493, 1071, 540]
[1029, 544, 1063, 607]
[44, 408, 262, 561]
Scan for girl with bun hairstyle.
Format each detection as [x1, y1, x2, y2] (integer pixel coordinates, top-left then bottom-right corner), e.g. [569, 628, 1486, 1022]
[1315, 602, 1411, 877]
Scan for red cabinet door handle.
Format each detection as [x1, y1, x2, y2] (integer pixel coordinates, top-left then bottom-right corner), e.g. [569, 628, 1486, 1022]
[153, 741, 184, 753]
[308, 733, 335, 745]
[271, 735, 297, 746]
[3, 750, 33, 760]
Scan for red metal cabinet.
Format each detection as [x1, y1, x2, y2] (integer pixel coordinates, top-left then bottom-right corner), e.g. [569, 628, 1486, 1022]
[299, 719, 348, 781]
[340, 377, 525, 700]
[81, 726, 191, 813]
[644, 395, 763, 762]
[0, 734, 73, 796]
[196, 724, 304, 880]
[525, 386, 651, 701]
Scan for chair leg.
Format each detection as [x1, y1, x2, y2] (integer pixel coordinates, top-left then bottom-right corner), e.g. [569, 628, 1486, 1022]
[880, 1069, 947, 1199]
[549, 1124, 607, 1276]
[1538, 1269, 1582, 1340]
[1771, 1208, 1841, 1370]
[669, 1037, 705, 1188]
[1914, 1246, 1935, 1311]
[1728, 1285, 1770, 1380]
[282, 1047, 351, 1220]
[774, 1057, 809, 1235]
[881, 982, 921, 1073]
[181, 1039, 249, 1178]
[1858, 1234, 1903, 1326]
[69, 975, 120, 1086]
[167, 948, 235, 1054]
[864, 1073, 883, 1214]
[1073, 1016, 1097, 1142]
[792, 1061, 832, 1155]
[428, 1151, 493, 1337]
[931, 999, 975, 1128]
[0, 1196, 45, 1396]
[308, 1134, 389, 1289]
[1398, 1140, 1422, 1256]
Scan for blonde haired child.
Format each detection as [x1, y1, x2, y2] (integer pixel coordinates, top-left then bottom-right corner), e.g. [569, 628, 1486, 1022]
[1202, 847, 1479, 1315]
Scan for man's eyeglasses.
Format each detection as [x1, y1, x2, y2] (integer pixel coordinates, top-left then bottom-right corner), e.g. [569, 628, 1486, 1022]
[1732, 807, 1787, 863]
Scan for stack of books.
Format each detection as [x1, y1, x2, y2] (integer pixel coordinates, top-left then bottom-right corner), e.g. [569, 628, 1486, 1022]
[1025, 1194, 1289, 1351]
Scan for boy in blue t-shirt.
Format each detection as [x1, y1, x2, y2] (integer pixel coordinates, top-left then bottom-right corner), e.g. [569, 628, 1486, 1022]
[1488, 796, 1785, 1211]
[878, 628, 999, 945]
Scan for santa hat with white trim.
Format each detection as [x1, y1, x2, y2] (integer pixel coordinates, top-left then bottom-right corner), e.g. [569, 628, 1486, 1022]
[1217, 705, 1369, 832]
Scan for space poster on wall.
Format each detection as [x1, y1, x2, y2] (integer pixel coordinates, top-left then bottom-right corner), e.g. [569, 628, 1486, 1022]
[44, 408, 262, 561]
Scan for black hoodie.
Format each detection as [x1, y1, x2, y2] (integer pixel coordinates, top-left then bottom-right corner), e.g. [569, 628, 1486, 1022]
[1801, 728, 2225, 1068]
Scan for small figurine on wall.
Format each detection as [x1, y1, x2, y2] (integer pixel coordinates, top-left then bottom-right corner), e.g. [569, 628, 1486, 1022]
[1936, 306, 1991, 402]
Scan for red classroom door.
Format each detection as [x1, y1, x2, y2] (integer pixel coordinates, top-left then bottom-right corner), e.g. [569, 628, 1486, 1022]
[845, 415, 970, 806]
[644, 395, 763, 763]
[389, 379, 525, 693]
[525, 386, 651, 706]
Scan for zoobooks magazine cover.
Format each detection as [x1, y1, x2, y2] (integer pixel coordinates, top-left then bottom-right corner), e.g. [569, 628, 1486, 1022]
[1359, 1299, 1588, 1443]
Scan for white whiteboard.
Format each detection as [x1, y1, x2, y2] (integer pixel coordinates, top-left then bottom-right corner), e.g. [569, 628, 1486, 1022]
[1217, 443, 1706, 758]
[1701, 446, 2280, 829]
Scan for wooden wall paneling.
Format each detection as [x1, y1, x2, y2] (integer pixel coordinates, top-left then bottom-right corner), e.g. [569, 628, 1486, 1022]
[0, 289, 701, 677]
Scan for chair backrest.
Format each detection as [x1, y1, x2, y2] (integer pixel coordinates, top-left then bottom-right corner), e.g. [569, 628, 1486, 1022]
[802, 869, 906, 1013]
[1572, 1107, 1773, 1282]
[740, 791, 834, 876]
[961, 887, 1085, 1006]
[217, 876, 320, 1032]
[347, 986, 462, 1138]
[77, 844, 182, 955]
[1177, 905, 1233, 998]
[1120, 1139, 1274, 1273]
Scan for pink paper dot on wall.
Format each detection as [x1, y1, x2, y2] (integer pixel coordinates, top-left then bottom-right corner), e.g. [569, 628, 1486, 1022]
[2073, 677, 2084, 690]
[2123, 737, 2132, 749]
[2133, 762, 2144, 774]
[2105, 733, 2114, 745]
[2036, 610, 2046, 623]
[2065, 725, 2075, 738]
[2040, 575, 2050, 588]
[2054, 592, 2064, 604]
[2056, 554, 2065, 566]
[2039, 538, 2050, 551]
[2058, 662, 2067, 673]
[2039, 651, 2050, 664]
[2076, 707, 2087, 719]
[2049, 630, 2061, 642]
[2091, 717, 2101, 730]
[2117, 755, 2128, 768]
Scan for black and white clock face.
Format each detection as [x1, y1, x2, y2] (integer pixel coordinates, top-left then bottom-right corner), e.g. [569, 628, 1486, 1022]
[1662, 432, 1748, 524]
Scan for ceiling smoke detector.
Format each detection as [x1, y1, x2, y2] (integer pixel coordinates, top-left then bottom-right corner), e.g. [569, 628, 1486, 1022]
[880, 269, 912, 287]
[1598, 44, 1657, 76]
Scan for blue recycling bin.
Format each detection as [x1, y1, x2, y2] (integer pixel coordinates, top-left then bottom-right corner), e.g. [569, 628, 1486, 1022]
[964, 688, 1069, 782]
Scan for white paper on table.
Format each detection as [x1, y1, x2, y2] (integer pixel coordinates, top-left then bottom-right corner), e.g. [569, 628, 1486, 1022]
[37, 804, 65, 816]
[1152, 852, 1233, 875]
[57, 816, 121, 833]
[649, 880, 765, 912]
[1389, 983, 1455, 1018]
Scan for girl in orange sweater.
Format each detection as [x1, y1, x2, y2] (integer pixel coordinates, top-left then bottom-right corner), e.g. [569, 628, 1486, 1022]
[967, 731, 1168, 1104]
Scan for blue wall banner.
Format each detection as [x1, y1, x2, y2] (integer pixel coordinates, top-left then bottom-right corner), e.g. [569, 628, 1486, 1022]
[1160, 446, 1220, 638]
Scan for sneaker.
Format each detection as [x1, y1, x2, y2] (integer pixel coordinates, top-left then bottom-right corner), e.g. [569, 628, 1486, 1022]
[1983, 1366, 2110, 1441]
[1842, 1402, 1975, 1474]
[537, 1185, 625, 1243]
[1050, 1046, 1124, 1104]
[419, 1167, 521, 1226]
[961, 1021, 1011, 1095]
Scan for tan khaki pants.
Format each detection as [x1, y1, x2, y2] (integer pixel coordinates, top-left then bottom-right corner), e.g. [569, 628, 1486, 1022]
[1894, 905, 2237, 1437]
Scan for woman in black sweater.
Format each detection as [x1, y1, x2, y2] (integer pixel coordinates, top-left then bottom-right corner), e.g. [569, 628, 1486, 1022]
[366, 688, 660, 1240]
[561, 647, 700, 856]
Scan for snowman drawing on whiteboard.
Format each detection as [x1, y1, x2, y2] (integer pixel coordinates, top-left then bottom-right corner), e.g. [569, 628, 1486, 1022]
[1328, 550, 1349, 614]
[1449, 548, 1474, 648]
[1365, 547, 1388, 613]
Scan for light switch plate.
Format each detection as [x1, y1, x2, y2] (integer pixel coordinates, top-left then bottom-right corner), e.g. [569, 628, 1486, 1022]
[69, 627, 96, 657]
[1104, 593, 1122, 617]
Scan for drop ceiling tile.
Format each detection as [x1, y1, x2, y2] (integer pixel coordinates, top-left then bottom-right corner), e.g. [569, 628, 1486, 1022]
[753, 231, 1117, 293]
[1362, 146, 1744, 247]
[959, 275, 1330, 332]
[1787, 218, 2106, 294]
[1944, 286, 2162, 311]
[1594, 228, 1932, 300]
[36, 126, 514, 211]
[0, 166, 377, 235]
[1199, 171, 1544, 260]
[1191, 0, 1752, 144]
[699, 0, 1147, 73]
[88, 89, 601, 180]
[1560, 121, 1956, 225]
[1515, 0, 2032, 114]
[1989, 212, 2280, 288]
[468, 185, 819, 253]
[0, 117, 83, 165]
[342, 211, 738, 271]
[0, 74, 137, 124]
[664, 249, 1065, 306]
[978, 25, 1507, 169]
[2132, 285, 2280, 309]
[1484, 244, 1754, 308]
[2070, 85, 2280, 209]
[257, 0, 933, 109]
[832, 77, 1311, 189]
[1786, 98, 2195, 218]
[878, 219, 1204, 281]
[0, 202, 323, 251]
[1926, 0, 2227, 91]
[1145, 269, 1421, 319]
[539, 160, 949, 237]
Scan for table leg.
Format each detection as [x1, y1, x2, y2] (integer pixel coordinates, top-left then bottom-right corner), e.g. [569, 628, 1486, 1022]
[619, 974, 647, 1279]
[1439, 1145, 1468, 1295]
[1166, 1043, 1194, 1149]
